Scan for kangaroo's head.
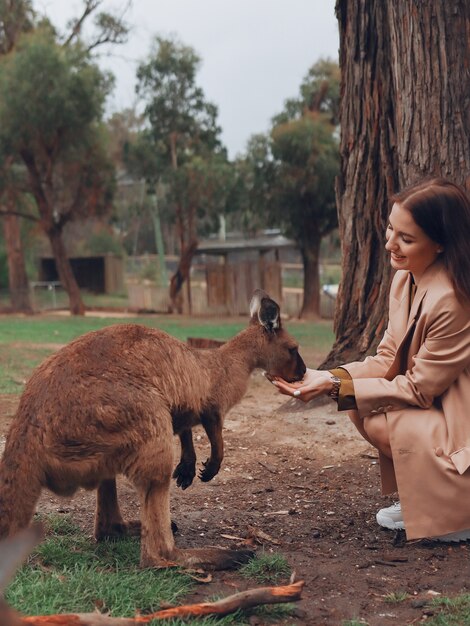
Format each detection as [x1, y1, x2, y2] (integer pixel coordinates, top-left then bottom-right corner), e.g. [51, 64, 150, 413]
[249, 289, 306, 383]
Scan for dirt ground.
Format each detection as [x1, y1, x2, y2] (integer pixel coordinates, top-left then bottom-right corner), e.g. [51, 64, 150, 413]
[1, 345, 469, 625]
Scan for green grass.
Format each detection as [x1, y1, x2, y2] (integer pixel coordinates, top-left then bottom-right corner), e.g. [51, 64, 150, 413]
[342, 593, 470, 625]
[0, 316, 248, 345]
[287, 319, 335, 352]
[384, 591, 411, 604]
[426, 594, 470, 625]
[0, 314, 333, 348]
[6, 514, 193, 619]
[239, 552, 291, 585]
[0, 346, 54, 393]
[5, 514, 298, 624]
[0, 314, 334, 395]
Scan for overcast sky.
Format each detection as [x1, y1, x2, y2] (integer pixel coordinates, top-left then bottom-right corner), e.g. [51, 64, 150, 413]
[38, 0, 339, 159]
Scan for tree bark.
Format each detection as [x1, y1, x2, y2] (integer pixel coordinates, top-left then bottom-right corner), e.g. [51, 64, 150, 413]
[2, 204, 32, 313]
[388, 2, 470, 188]
[169, 239, 198, 314]
[322, 0, 470, 368]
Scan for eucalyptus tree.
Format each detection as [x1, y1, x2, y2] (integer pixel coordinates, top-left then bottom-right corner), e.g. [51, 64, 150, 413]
[238, 58, 340, 318]
[61, 0, 129, 52]
[0, 0, 128, 315]
[0, 0, 34, 53]
[135, 35, 226, 311]
[270, 113, 339, 318]
[0, 0, 35, 311]
[228, 134, 274, 236]
[166, 153, 233, 312]
[0, 29, 114, 314]
[323, 0, 470, 366]
[273, 57, 340, 127]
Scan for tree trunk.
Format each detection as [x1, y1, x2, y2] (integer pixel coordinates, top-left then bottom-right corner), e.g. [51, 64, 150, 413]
[321, 0, 398, 368]
[388, 2, 470, 188]
[2, 209, 32, 313]
[300, 235, 321, 319]
[21, 150, 86, 316]
[322, 0, 470, 368]
[169, 196, 197, 314]
[48, 226, 85, 316]
[169, 239, 198, 314]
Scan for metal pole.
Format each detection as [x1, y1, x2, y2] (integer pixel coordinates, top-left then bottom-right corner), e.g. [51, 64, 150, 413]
[150, 187, 168, 286]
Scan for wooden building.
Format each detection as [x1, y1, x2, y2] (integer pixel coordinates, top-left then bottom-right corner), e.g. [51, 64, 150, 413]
[39, 254, 124, 294]
[195, 234, 297, 315]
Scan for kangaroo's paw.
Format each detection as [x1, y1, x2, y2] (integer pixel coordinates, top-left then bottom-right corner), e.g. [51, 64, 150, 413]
[199, 458, 220, 482]
[172, 460, 196, 490]
[95, 519, 141, 541]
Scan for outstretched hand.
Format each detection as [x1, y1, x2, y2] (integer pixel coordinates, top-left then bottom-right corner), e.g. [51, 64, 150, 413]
[267, 368, 333, 403]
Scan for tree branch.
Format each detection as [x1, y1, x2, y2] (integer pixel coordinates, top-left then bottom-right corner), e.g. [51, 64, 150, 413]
[19, 149, 56, 232]
[62, 0, 131, 53]
[0, 208, 39, 222]
[15, 581, 304, 624]
[63, 0, 101, 47]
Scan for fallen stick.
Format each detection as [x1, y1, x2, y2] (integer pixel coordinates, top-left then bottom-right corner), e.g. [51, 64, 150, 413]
[287, 484, 315, 491]
[136, 580, 305, 620]
[257, 460, 277, 474]
[19, 581, 305, 625]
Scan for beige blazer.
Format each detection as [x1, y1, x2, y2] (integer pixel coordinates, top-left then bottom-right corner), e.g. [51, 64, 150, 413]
[342, 261, 470, 539]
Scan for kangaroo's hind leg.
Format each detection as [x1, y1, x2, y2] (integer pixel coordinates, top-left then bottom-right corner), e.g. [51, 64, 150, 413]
[129, 412, 253, 570]
[94, 479, 141, 541]
[128, 427, 177, 567]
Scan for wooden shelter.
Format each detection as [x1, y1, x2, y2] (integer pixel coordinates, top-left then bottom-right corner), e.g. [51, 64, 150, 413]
[39, 254, 124, 294]
[195, 234, 297, 315]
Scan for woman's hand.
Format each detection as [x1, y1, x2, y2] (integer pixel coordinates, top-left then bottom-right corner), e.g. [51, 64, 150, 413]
[268, 368, 334, 403]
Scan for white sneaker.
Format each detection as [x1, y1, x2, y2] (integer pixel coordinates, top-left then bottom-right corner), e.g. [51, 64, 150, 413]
[376, 502, 405, 530]
[431, 529, 470, 543]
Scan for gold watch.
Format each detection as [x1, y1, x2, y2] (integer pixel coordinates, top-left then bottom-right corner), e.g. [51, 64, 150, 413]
[329, 375, 341, 400]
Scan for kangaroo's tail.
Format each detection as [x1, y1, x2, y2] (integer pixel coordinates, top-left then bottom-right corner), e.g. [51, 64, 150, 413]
[0, 433, 42, 540]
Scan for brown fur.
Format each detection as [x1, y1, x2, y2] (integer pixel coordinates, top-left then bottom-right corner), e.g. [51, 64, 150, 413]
[0, 293, 305, 568]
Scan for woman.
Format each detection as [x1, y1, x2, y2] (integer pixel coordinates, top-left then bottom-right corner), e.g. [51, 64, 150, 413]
[273, 178, 470, 542]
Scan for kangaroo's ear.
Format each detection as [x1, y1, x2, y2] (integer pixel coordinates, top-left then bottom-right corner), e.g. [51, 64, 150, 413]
[249, 289, 280, 332]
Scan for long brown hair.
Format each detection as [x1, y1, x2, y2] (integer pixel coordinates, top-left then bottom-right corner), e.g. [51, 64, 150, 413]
[392, 178, 470, 303]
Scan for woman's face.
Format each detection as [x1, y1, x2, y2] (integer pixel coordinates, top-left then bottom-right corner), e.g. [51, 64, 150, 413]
[385, 202, 442, 281]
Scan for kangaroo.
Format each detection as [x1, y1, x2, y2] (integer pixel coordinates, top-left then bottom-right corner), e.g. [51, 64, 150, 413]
[0, 290, 305, 569]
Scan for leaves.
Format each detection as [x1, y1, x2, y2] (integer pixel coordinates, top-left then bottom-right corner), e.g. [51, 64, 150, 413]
[270, 112, 339, 242]
[136, 35, 222, 168]
[0, 29, 115, 225]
